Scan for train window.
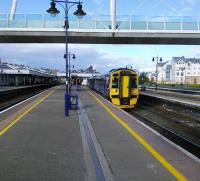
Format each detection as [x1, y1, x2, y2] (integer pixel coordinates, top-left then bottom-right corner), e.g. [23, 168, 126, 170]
[112, 77, 119, 88]
[131, 78, 137, 88]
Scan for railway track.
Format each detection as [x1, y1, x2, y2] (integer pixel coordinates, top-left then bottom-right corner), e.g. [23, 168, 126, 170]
[0, 85, 55, 112]
[129, 104, 200, 159]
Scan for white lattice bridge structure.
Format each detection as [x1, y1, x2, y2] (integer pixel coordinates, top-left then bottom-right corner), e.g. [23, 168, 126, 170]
[1, 14, 200, 44]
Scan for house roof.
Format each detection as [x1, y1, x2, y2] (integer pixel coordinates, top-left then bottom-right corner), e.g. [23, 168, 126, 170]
[157, 61, 169, 67]
[172, 56, 200, 63]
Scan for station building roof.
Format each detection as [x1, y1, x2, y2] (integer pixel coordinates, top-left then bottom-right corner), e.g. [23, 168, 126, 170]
[57, 66, 101, 78]
[0, 62, 54, 77]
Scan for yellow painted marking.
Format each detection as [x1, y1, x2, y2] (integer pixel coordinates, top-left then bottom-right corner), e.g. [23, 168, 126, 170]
[89, 91, 188, 181]
[0, 89, 56, 137]
[122, 75, 129, 98]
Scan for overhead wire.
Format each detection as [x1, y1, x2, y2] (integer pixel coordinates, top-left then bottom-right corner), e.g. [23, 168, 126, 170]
[160, 0, 181, 15]
[143, 0, 163, 15]
[130, 0, 148, 14]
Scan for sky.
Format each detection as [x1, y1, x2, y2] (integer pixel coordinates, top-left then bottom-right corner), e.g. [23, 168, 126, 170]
[0, 0, 200, 73]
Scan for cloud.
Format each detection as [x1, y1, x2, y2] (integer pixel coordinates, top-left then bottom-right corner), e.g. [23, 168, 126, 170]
[0, 44, 150, 74]
[182, 7, 193, 12]
[0, 43, 155, 74]
[184, 0, 195, 6]
[91, 0, 101, 6]
[185, 47, 200, 57]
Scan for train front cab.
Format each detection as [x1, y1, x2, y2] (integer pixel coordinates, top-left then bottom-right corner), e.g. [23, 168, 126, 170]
[109, 69, 139, 109]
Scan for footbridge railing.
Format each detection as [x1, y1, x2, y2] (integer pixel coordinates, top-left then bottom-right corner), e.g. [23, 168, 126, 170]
[0, 14, 200, 31]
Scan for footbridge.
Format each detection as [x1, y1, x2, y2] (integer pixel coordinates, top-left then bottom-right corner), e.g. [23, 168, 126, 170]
[1, 14, 200, 44]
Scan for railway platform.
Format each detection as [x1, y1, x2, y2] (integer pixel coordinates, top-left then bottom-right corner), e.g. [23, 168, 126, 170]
[140, 89, 200, 107]
[0, 85, 199, 181]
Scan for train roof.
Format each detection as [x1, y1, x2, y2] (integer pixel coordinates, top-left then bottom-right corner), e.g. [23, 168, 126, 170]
[109, 68, 137, 74]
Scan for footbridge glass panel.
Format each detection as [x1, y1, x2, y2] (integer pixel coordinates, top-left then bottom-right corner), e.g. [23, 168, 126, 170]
[0, 14, 8, 28]
[0, 14, 200, 31]
[165, 16, 182, 30]
[44, 14, 62, 28]
[131, 16, 147, 30]
[8, 14, 26, 28]
[148, 16, 165, 30]
[182, 16, 199, 30]
[116, 15, 130, 30]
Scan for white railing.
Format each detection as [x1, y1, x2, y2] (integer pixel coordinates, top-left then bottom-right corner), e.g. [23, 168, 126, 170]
[0, 14, 200, 31]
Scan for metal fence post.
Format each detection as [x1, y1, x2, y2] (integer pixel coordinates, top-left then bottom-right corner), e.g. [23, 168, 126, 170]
[43, 14, 45, 28]
[181, 16, 183, 30]
[25, 14, 27, 28]
[146, 16, 149, 30]
[7, 13, 9, 28]
[164, 17, 166, 30]
[95, 16, 97, 29]
[78, 17, 80, 29]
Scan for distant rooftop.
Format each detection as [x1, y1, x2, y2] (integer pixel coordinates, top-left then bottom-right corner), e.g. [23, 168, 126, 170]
[172, 56, 200, 63]
[71, 65, 100, 74]
[0, 61, 54, 77]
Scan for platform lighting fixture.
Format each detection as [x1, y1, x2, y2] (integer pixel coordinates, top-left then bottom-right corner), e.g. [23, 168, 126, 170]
[64, 52, 76, 100]
[47, 0, 86, 116]
[152, 56, 162, 92]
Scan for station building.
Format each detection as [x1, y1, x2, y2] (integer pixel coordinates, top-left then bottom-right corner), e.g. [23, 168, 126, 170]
[57, 66, 101, 85]
[0, 61, 55, 86]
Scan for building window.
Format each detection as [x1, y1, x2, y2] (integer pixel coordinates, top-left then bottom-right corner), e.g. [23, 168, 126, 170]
[176, 73, 179, 76]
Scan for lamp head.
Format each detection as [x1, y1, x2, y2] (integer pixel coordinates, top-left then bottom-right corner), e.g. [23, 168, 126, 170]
[152, 57, 155, 62]
[46, 1, 60, 17]
[159, 58, 162, 62]
[72, 54, 76, 59]
[73, 2, 86, 19]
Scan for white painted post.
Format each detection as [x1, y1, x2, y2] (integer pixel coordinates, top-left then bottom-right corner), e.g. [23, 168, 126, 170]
[9, 0, 18, 20]
[146, 16, 149, 30]
[129, 15, 132, 30]
[25, 14, 27, 28]
[43, 14, 45, 28]
[110, 0, 116, 30]
[181, 16, 183, 30]
[78, 18, 80, 29]
[95, 16, 97, 29]
[198, 17, 200, 31]
[164, 17, 166, 30]
[7, 13, 9, 28]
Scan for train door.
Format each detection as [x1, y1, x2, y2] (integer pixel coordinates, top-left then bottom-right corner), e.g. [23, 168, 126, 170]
[121, 75, 129, 98]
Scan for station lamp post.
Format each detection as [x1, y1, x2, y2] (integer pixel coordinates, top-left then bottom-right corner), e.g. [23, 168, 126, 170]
[64, 52, 76, 97]
[152, 56, 162, 91]
[47, 0, 86, 116]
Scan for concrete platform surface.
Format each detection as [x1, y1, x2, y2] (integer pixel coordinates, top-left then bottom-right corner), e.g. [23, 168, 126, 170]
[0, 85, 199, 181]
[0, 86, 85, 181]
[79, 87, 200, 181]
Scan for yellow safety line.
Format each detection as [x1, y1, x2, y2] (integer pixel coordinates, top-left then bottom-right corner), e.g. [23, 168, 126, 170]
[89, 91, 188, 181]
[0, 89, 56, 137]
